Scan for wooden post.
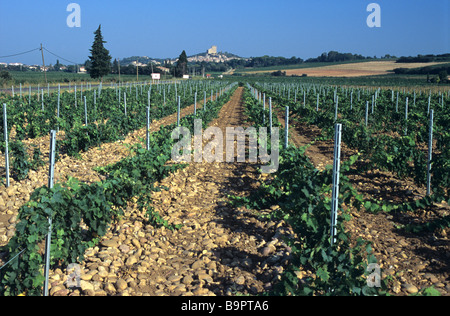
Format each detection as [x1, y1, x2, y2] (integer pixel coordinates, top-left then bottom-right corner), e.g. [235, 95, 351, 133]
[40, 43, 47, 84]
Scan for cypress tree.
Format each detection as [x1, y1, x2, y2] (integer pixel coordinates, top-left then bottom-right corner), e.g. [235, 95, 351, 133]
[88, 25, 112, 81]
[175, 50, 188, 77]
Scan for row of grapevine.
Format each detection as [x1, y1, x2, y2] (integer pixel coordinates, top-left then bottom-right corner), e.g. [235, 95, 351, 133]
[0, 82, 237, 296]
[245, 80, 449, 295]
[253, 81, 449, 212]
[237, 85, 382, 295]
[0, 80, 231, 185]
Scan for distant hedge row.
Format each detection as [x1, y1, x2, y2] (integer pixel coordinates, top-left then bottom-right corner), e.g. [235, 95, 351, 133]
[393, 64, 450, 76]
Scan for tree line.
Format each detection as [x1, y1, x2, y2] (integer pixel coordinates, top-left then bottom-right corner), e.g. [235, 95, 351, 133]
[396, 54, 450, 63]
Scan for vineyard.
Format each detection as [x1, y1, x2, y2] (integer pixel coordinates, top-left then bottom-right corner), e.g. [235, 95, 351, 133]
[0, 78, 448, 296]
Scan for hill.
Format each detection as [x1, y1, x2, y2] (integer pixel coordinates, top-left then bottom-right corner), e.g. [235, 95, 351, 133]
[119, 56, 166, 66]
[235, 60, 450, 78]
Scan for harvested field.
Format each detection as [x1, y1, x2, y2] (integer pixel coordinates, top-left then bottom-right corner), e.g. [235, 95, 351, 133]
[246, 61, 448, 77]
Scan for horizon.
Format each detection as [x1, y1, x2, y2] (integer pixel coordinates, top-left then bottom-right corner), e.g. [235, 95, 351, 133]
[0, 0, 449, 66]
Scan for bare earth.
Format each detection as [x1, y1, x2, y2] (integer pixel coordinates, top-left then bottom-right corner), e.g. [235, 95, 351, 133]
[247, 61, 447, 77]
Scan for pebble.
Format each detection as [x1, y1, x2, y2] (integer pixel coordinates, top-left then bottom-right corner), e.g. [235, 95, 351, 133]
[424, 273, 439, 284]
[182, 275, 194, 285]
[80, 280, 94, 292]
[402, 283, 419, 294]
[197, 271, 213, 283]
[119, 244, 130, 253]
[126, 255, 138, 266]
[235, 276, 246, 285]
[115, 279, 128, 291]
[101, 240, 119, 248]
[191, 259, 204, 270]
[168, 274, 183, 283]
[261, 245, 276, 256]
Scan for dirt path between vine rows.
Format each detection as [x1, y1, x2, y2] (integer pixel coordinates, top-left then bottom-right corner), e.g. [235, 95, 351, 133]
[0, 96, 212, 248]
[43, 86, 293, 296]
[275, 107, 449, 296]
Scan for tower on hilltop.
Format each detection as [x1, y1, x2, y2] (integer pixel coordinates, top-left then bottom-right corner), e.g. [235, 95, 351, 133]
[207, 45, 217, 55]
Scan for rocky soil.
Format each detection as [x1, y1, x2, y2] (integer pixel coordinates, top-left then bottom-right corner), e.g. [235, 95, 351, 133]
[275, 106, 449, 296]
[0, 96, 207, 246]
[2, 87, 293, 296]
[1, 86, 448, 296]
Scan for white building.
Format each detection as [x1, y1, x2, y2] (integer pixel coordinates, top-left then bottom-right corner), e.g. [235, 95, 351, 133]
[207, 45, 217, 55]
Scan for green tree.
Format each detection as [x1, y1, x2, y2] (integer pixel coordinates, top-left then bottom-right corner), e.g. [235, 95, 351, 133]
[54, 59, 62, 71]
[0, 70, 12, 81]
[438, 70, 448, 83]
[88, 25, 112, 81]
[112, 59, 119, 74]
[175, 50, 188, 77]
[84, 59, 92, 73]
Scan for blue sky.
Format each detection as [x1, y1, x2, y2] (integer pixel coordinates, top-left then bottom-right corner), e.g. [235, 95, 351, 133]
[0, 0, 448, 65]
